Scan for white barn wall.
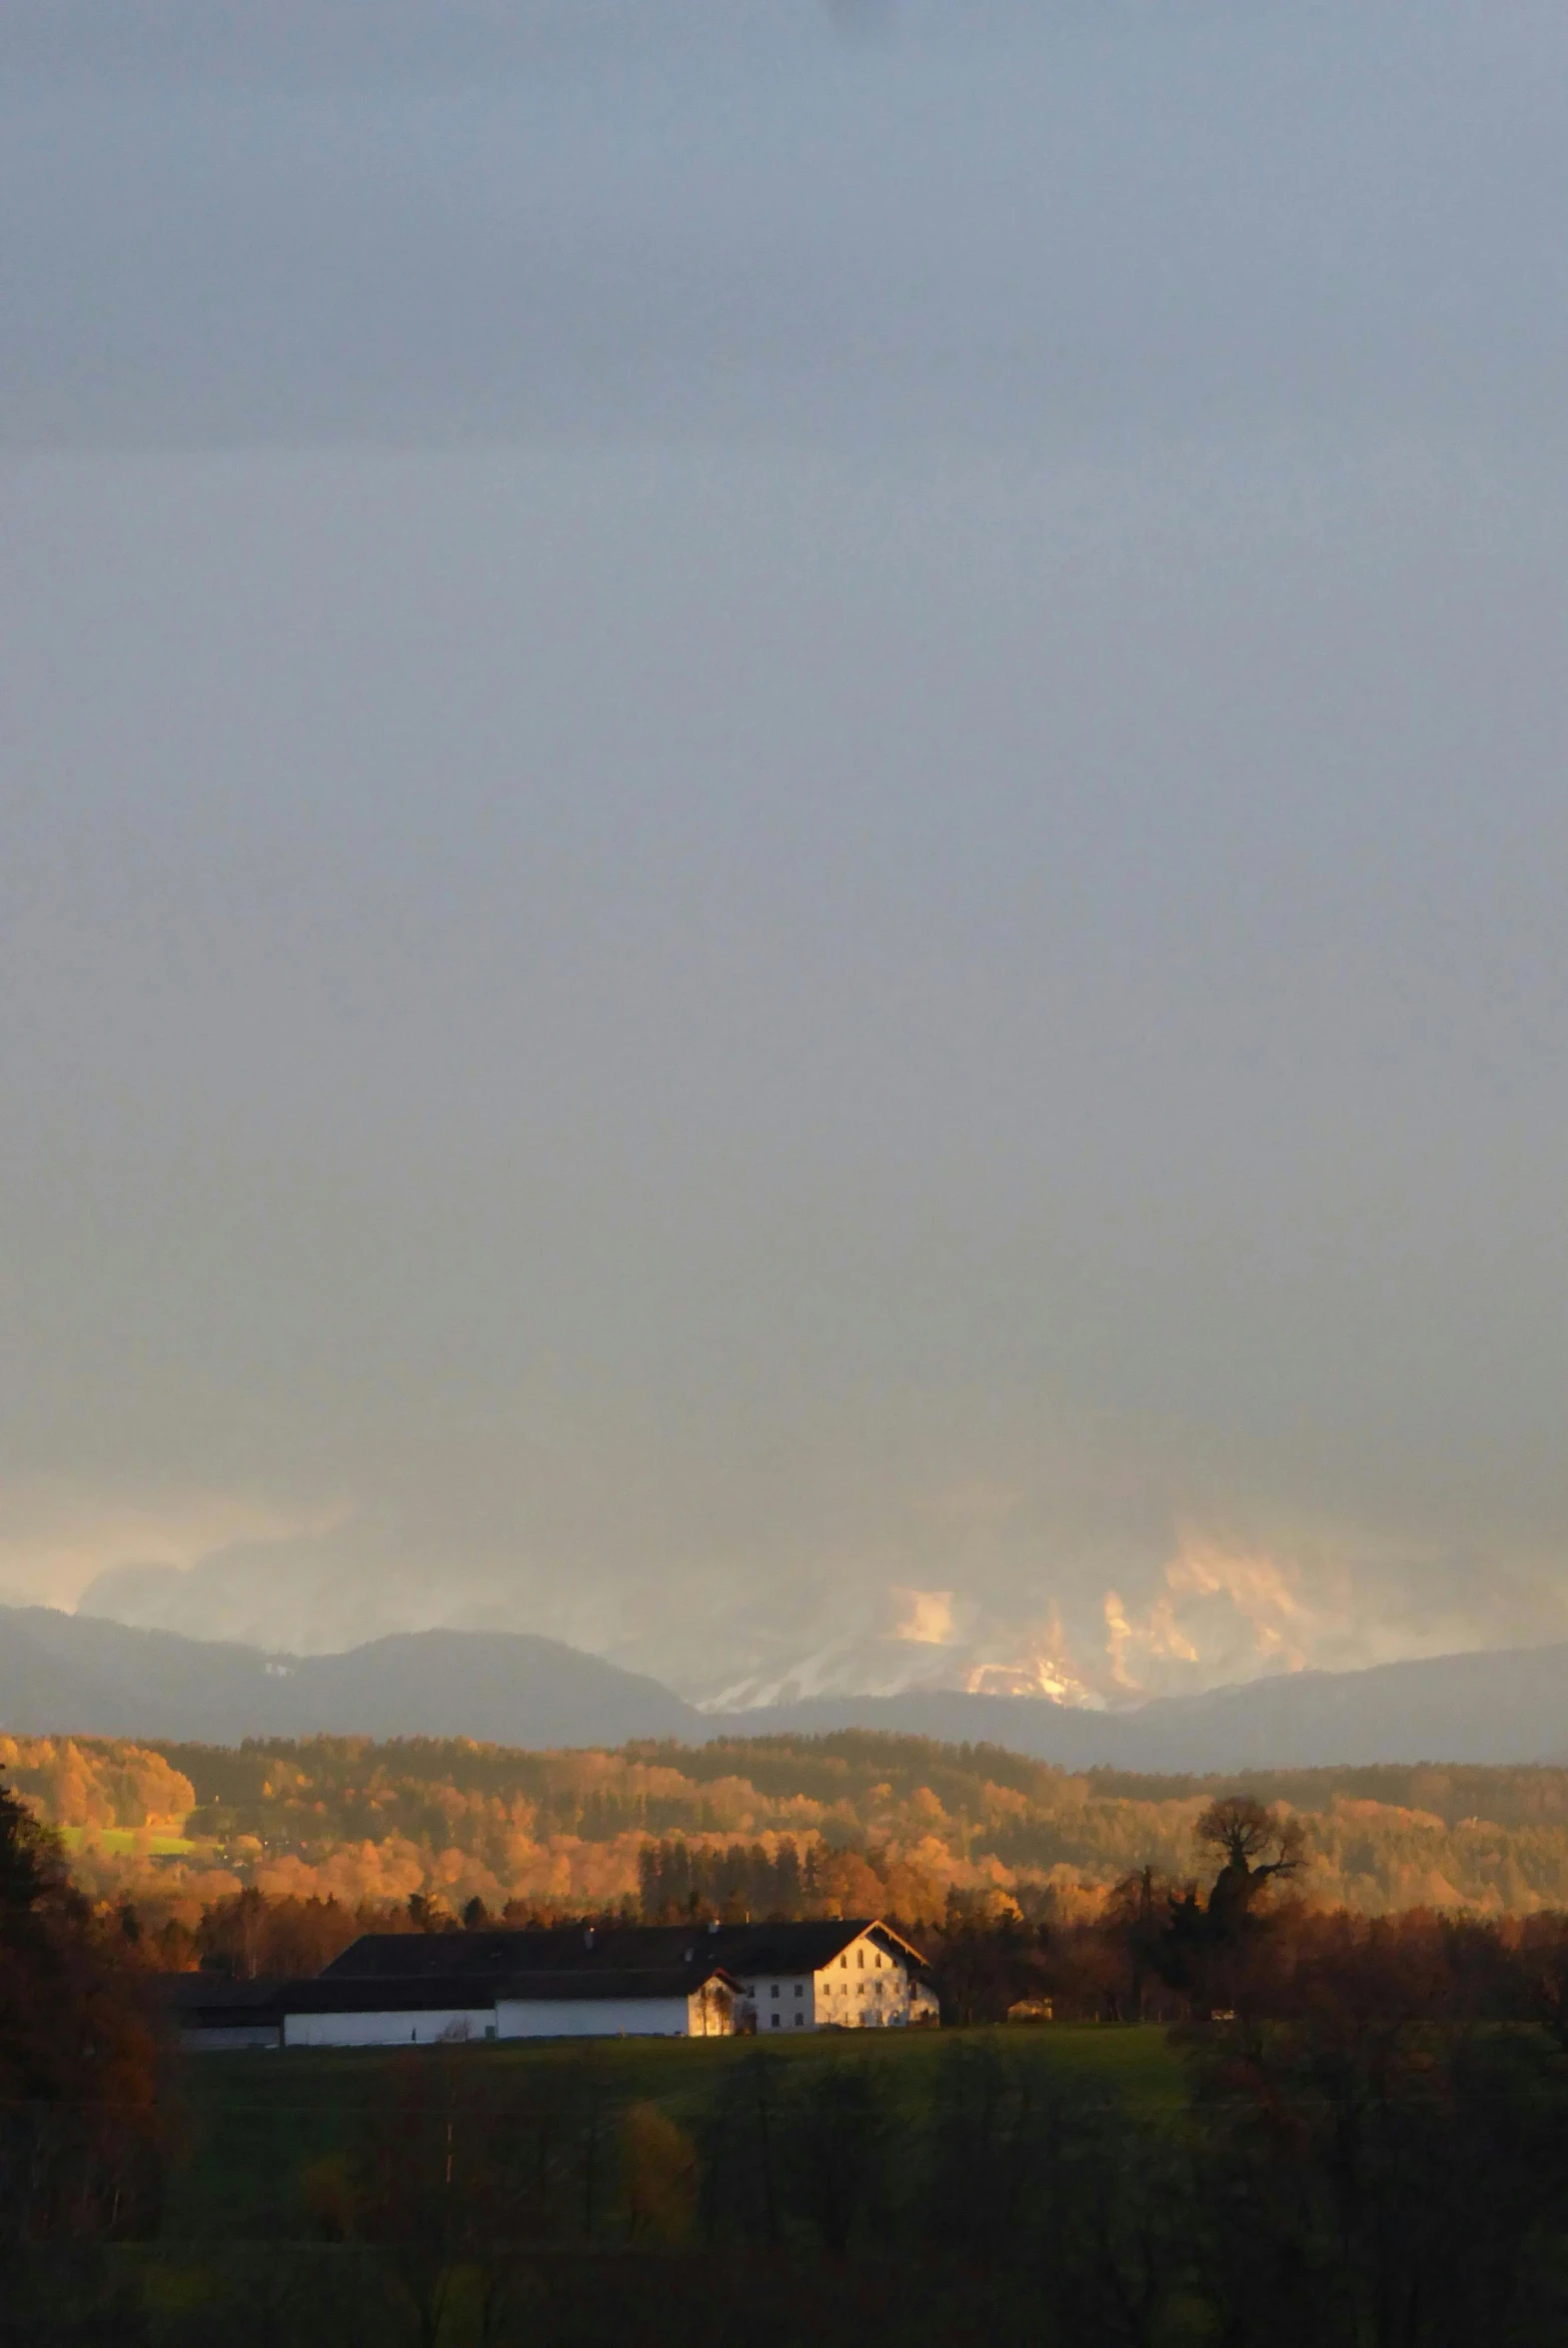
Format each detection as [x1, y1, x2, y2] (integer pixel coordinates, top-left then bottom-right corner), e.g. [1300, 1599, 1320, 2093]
[750, 1976, 817, 2030]
[495, 1995, 695, 2039]
[746, 1928, 932, 2032]
[283, 2007, 495, 2049]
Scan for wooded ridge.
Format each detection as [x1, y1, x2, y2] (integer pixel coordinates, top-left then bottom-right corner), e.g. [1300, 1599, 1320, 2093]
[13, 1726, 1568, 1928]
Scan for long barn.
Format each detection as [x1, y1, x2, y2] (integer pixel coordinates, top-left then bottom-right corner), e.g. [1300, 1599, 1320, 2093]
[316, 1917, 937, 2037]
[170, 1918, 937, 2049]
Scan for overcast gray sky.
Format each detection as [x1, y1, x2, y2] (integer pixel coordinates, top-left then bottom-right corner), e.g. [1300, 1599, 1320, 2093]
[2, 1, 1566, 1706]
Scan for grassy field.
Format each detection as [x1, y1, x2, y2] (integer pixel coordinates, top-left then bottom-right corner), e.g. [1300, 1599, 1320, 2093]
[57, 1824, 196, 1856]
[167, 2023, 1185, 2244]
[98, 2023, 1568, 2345]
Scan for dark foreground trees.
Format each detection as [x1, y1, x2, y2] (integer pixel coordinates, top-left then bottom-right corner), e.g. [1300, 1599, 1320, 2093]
[15, 2005, 1568, 2348]
[0, 1773, 169, 2345]
[1188, 2014, 1568, 2348]
[270, 2036, 1195, 2348]
[0, 1774, 167, 2242]
[168, 2022, 1568, 2348]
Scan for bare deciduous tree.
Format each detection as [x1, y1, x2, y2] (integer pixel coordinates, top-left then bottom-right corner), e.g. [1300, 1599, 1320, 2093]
[1195, 1796, 1305, 1948]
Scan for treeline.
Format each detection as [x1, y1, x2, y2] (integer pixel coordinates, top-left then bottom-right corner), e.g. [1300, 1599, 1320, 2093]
[24, 1726, 1568, 1921]
[638, 1835, 807, 1921]
[116, 1838, 923, 1978]
[636, 1834, 931, 1925]
[1090, 1759, 1568, 1828]
[633, 1797, 1568, 2036]
[0, 1736, 194, 1835]
[936, 1796, 1568, 2031]
[0, 1774, 166, 2303]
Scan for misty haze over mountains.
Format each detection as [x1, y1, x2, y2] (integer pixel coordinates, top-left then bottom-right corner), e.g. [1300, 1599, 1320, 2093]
[7, 1604, 1568, 1772]
[70, 1528, 1557, 1720]
[77, 1539, 1296, 1712]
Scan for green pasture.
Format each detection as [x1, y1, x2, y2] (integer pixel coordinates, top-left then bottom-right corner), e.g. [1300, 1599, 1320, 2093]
[57, 1823, 196, 1856]
[167, 2023, 1184, 2245]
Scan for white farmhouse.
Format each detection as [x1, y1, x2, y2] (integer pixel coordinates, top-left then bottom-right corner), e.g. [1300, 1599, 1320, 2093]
[717, 1920, 938, 2032]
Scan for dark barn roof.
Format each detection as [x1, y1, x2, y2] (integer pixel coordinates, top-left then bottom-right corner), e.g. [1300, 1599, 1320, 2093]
[258, 1965, 739, 2018]
[154, 1975, 283, 2010]
[321, 1918, 929, 1985]
[271, 1976, 503, 2017]
[320, 1930, 547, 1979]
[152, 1975, 287, 2031]
[322, 1924, 758, 1979]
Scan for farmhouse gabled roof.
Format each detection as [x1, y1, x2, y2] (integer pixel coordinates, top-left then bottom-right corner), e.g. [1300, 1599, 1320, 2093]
[703, 1919, 929, 1976]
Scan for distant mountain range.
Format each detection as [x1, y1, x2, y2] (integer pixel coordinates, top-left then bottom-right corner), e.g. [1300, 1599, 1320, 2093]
[0, 1607, 699, 1748]
[2, 1603, 1568, 1768]
[741, 1649, 1568, 1769]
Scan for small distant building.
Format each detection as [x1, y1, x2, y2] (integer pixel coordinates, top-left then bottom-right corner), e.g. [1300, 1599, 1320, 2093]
[168, 1917, 936, 2049]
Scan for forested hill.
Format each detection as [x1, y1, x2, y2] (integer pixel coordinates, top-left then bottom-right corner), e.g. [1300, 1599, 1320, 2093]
[13, 1726, 1568, 1925]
